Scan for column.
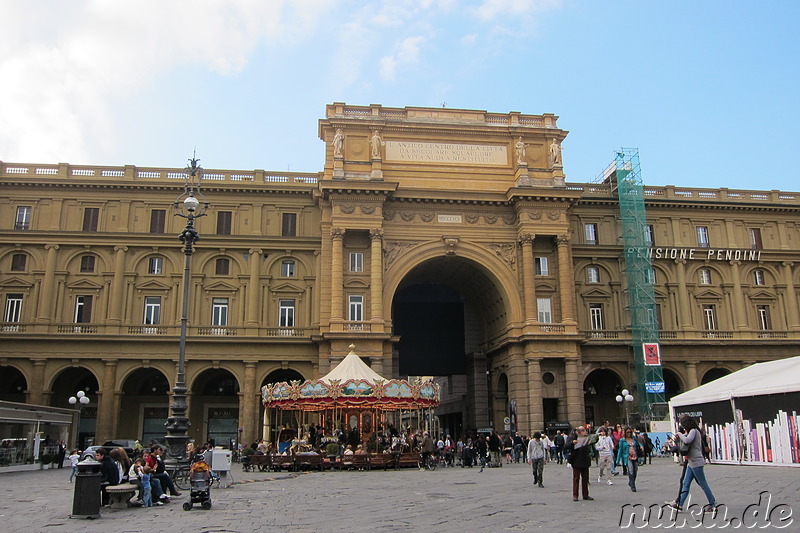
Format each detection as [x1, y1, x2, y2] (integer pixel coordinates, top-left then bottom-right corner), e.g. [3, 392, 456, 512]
[36, 244, 59, 322]
[675, 259, 692, 328]
[369, 229, 384, 322]
[95, 360, 118, 442]
[246, 249, 262, 325]
[330, 228, 345, 321]
[556, 234, 575, 323]
[525, 358, 543, 432]
[782, 262, 800, 330]
[240, 363, 258, 446]
[564, 358, 583, 427]
[730, 261, 748, 329]
[519, 234, 537, 323]
[685, 361, 699, 390]
[108, 246, 127, 324]
[28, 359, 47, 405]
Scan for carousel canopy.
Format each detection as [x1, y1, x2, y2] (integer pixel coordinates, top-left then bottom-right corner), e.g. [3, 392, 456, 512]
[262, 345, 439, 410]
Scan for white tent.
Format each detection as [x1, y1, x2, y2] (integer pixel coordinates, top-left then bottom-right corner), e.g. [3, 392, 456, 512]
[669, 356, 800, 467]
[319, 350, 387, 384]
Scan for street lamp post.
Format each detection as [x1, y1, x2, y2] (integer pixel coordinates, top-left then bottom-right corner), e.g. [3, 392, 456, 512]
[616, 389, 634, 427]
[68, 391, 91, 449]
[164, 156, 209, 462]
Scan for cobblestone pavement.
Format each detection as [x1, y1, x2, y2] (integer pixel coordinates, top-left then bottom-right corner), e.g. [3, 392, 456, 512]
[1, 457, 797, 532]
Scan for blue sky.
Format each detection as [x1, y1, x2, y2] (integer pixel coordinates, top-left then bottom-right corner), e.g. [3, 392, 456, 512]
[2, 0, 798, 191]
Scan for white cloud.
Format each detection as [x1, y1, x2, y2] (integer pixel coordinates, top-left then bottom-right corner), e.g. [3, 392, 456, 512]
[0, 0, 335, 164]
[461, 33, 479, 45]
[472, 0, 562, 21]
[379, 36, 426, 82]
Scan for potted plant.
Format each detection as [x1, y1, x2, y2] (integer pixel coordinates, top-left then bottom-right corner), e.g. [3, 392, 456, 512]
[40, 453, 52, 469]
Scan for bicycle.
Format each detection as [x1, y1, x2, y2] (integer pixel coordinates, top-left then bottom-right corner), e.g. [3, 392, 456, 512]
[417, 452, 437, 471]
[167, 464, 192, 491]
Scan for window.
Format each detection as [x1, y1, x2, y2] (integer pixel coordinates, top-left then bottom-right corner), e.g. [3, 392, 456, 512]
[535, 257, 549, 276]
[144, 296, 161, 325]
[215, 258, 230, 275]
[80, 255, 95, 273]
[15, 206, 31, 230]
[74, 295, 93, 323]
[10, 254, 27, 271]
[348, 295, 364, 322]
[587, 266, 600, 283]
[281, 213, 297, 237]
[4, 294, 23, 323]
[644, 267, 656, 284]
[148, 256, 164, 275]
[279, 299, 295, 327]
[749, 228, 763, 250]
[150, 209, 166, 233]
[349, 252, 364, 273]
[699, 268, 712, 285]
[753, 269, 765, 286]
[83, 207, 99, 232]
[216, 211, 232, 235]
[645, 225, 655, 246]
[756, 305, 771, 330]
[702, 304, 717, 331]
[212, 298, 229, 326]
[537, 297, 552, 323]
[281, 260, 296, 277]
[589, 303, 604, 330]
[584, 223, 598, 245]
[696, 226, 709, 248]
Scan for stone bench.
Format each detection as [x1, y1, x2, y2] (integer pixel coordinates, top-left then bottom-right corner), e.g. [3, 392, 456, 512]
[105, 483, 138, 509]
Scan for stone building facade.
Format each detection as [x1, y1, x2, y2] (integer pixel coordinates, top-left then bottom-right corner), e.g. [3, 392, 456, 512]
[1, 103, 798, 446]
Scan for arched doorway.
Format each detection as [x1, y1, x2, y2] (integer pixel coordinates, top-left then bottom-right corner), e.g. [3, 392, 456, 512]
[0, 366, 27, 403]
[583, 369, 624, 427]
[190, 369, 240, 448]
[662, 368, 684, 401]
[50, 367, 99, 448]
[701, 367, 731, 385]
[261, 369, 305, 446]
[120, 368, 170, 446]
[391, 255, 513, 435]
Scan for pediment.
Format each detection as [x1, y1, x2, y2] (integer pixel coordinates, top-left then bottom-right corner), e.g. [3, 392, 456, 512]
[270, 281, 304, 293]
[203, 280, 240, 292]
[135, 279, 172, 291]
[749, 289, 776, 301]
[344, 278, 369, 289]
[581, 287, 611, 298]
[536, 282, 557, 292]
[694, 288, 723, 300]
[65, 279, 104, 290]
[0, 276, 34, 289]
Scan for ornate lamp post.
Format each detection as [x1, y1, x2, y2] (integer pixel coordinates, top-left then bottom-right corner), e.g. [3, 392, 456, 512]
[616, 389, 634, 427]
[67, 391, 91, 450]
[164, 156, 209, 461]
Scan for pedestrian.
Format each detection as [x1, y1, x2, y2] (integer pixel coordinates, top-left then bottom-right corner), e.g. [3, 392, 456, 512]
[67, 449, 80, 482]
[641, 432, 654, 465]
[616, 427, 643, 492]
[554, 430, 565, 464]
[595, 428, 614, 485]
[566, 426, 597, 501]
[57, 441, 66, 468]
[527, 432, 546, 488]
[670, 415, 718, 514]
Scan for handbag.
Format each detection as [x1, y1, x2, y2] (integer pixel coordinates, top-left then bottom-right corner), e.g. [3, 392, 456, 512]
[677, 438, 691, 455]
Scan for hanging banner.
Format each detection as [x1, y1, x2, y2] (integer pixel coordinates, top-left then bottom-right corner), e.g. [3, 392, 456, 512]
[643, 343, 661, 366]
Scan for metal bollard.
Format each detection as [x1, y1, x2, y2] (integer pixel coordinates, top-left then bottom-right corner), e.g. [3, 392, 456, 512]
[71, 457, 102, 519]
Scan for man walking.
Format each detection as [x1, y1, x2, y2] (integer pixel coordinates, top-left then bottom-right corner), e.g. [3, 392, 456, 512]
[527, 432, 547, 487]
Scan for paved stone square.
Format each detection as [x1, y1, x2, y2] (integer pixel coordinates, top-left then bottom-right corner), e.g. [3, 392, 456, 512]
[1, 457, 797, 532]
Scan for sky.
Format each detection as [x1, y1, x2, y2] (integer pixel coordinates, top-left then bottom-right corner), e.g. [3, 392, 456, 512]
[2, 0, 798, 191]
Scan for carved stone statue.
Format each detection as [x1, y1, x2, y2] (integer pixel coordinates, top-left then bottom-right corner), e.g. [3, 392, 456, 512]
[515, 137, 527, 166]
[333, 129, 344, 158]
[549, 137, 562, 167]
[371, 131, 384, 159]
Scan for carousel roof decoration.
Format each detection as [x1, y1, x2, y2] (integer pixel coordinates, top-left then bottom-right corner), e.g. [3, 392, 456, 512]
[262, 344, 440, 410]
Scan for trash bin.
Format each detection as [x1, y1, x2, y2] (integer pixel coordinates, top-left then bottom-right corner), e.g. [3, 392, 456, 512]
[71, 457, 101, 519]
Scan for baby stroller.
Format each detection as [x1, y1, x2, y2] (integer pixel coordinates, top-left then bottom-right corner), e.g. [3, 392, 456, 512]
[183, 460, 212, 510]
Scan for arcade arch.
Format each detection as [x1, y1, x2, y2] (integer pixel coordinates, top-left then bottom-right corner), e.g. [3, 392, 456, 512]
[0, 366, 27, 403]
[190, 368, 240, 447]
[49, 367, 98, 447]
[582, 368, 624, 427]
[119, 368, 171, 445]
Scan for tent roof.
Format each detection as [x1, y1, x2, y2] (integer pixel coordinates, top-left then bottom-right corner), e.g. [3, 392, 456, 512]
[670, 356, 800, 407]
[319, 345, 387, 384]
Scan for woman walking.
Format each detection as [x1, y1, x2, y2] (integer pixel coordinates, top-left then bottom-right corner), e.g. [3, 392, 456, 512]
[616, 427, 642, 492]
[670, 415, 717, 513]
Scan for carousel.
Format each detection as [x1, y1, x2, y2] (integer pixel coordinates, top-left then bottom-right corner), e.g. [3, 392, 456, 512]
[261, 345, 440, 461]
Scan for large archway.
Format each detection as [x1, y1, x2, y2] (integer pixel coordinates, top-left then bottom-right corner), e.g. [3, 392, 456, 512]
[190, 369, 240, 448]
[50, 367, 99, 448]
[583, 369, 624, 427]
[120, 368, 171, 446]
[260, 369, 306, 446]
[391, 255, 514, 435]
[0, 366, 27, 403]
[701, 367, 731, 385]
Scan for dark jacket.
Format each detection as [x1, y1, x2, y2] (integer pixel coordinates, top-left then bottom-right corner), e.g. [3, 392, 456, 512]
[565, 434, 598, 468]
[99, 456, 120, 485]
